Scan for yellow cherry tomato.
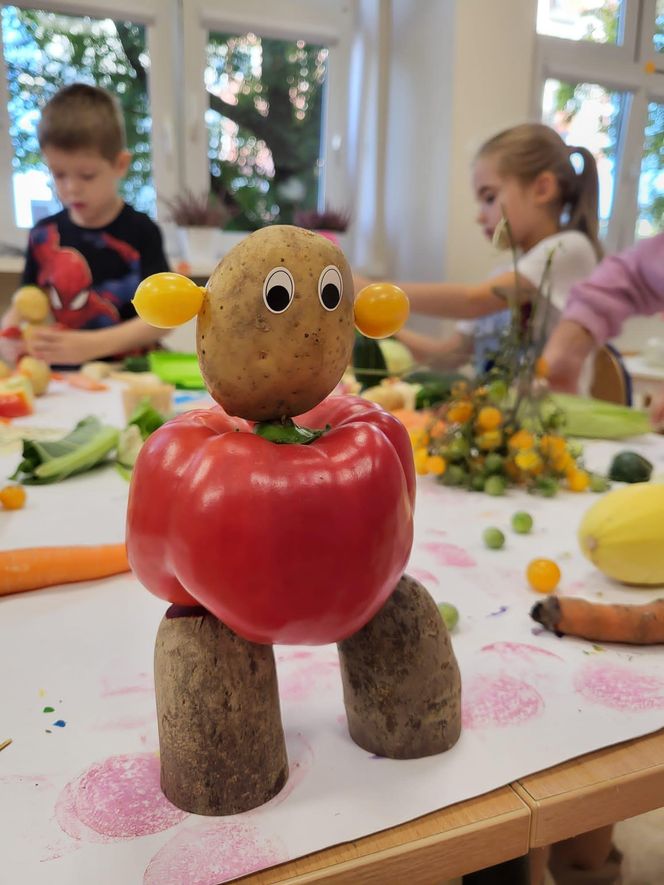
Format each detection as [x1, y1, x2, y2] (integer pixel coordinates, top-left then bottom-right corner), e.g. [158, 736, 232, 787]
[0, 484, 26, 510]
[426, 454, 447, 476]
[354, 283, 409, 339]
[566, 468, 590, 492]
[132, 273, 205, 328]
[448, 401, 474, 424]
[475, 405, 503, 432]
[527, 558, 561, 594]
[414, 448, 430, 475]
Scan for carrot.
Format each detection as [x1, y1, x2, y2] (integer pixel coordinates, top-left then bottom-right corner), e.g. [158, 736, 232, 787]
[531, 595, 664, 645]
[64, 373, 108, 391]
[0, 543, 130, 597]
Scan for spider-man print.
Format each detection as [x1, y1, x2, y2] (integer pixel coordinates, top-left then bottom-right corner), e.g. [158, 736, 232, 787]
[29, 224, 141, 329]
[22, 205, 168, 333]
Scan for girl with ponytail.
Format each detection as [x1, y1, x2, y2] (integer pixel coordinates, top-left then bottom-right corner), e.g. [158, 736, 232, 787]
[356, 123, 602, 375]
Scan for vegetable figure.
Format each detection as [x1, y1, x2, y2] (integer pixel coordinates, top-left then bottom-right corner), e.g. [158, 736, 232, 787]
[127, 225, 461, 816]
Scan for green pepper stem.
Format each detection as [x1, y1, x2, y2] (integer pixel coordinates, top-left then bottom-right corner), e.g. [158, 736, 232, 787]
[254, 417, 328, 445]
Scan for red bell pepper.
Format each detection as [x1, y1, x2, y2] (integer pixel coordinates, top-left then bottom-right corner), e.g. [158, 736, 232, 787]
[126, 395, 415, 645]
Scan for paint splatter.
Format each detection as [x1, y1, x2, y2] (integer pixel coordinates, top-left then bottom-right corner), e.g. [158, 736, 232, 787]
[574, 662, 664, 712]
[487, 606, 509, 618]
[53, 720, 66, 728]
[143, 821, 288, 885]
[481, 641, 563, 661]
[419, 542, 476, 568]
[462, 675, 545, 728]
[408, 567, 440, 587]
[93, 714, 156, 732]
[279, 658, 340, 702]
[43, 706, 55, 713]
[100, 672, 154, 697]
[276, 650, 313, 663]
[55, 753, 188, 841]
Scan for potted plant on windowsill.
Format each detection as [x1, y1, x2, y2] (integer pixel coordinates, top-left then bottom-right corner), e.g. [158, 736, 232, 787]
[294, 206, 352, 256]
[162, 191, 233, 268]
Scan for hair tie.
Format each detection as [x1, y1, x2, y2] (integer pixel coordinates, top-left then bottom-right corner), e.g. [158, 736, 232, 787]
[568, 146, 585, 178]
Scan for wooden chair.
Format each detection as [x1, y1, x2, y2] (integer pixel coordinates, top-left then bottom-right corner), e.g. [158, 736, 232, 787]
[590, 344, 632, 406]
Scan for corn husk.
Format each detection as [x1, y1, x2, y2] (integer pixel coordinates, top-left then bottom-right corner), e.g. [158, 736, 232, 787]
[547, 393, 652, 439]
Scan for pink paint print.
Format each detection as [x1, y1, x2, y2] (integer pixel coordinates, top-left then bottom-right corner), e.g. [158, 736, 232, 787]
[143, 821, 288, 885]
[463, 675, 545, 729]
[100, 672, 154, 697]
[279, 658, 340, 703]
[56, 753, 187, 841]
[419, 542, 476, 568]
[574, 662, 664, 712]
[408, 567, 440, 587]
[481, 642, 564, 662]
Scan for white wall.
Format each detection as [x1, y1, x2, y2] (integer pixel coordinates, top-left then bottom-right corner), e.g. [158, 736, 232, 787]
[443, 0, 538, 284]
[378, 0, 538, 337]
[383, 0, 455, 283]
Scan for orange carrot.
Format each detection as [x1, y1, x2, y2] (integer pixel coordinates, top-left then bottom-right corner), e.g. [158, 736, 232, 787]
[0, 543, 130, 597]
[531, 596, 664, 645]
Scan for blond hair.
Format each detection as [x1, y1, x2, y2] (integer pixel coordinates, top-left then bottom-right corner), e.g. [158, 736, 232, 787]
[477, 123, 603, 259]
[38, 83, 126, 162]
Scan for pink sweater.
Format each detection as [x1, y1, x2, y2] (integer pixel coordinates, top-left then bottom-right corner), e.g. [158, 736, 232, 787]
[563, 232, 664, 344]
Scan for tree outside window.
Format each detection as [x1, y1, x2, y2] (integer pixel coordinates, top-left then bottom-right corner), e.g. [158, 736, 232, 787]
[1, 5, 155, 227]
[205, 32, 328, 230]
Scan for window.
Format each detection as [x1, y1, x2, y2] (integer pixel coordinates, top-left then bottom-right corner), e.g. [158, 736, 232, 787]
[0, 0, 176, 248]
[204, 31, 329, 229]
[534, 0, 664, 248]
[1, 5, 155, 229]
[181, 1, 354, 236]
[541, 78, 628, 237]
[0, 1, 352, 250]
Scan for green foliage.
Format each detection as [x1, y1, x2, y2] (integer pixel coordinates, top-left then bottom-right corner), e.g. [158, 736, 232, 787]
[205, 31, 327, 229]
[2, 6, 154, 214]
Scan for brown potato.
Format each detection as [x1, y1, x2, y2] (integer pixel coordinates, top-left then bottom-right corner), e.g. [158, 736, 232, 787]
[198, 226, 354, 421]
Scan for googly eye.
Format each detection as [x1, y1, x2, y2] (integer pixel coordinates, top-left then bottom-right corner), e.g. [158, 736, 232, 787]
[318, 265, 343, 311]
[263, 267, 294, 314]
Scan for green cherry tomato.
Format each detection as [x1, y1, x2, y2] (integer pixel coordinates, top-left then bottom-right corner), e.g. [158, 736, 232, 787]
[511, 511, 534, 534]
[484, 474, 507, 496]
[484, 453, 505, 475]
[483, 526, 505, 549]
[437, 602, 459, 631]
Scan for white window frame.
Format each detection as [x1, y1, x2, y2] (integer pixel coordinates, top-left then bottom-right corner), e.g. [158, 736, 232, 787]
[180, 0, 355, 249]
[532, 0, 664, 252]
[0, 0, 179, 250]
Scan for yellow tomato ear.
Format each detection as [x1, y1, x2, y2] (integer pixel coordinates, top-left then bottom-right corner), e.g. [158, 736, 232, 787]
[132, 273, 206, 329]
[354, 283, 409, 339]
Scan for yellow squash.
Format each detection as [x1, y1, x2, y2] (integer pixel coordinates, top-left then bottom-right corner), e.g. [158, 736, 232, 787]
[578, 482, 664, 585]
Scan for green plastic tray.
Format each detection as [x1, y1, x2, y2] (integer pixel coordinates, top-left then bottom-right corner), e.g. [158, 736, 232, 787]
[149, 351, 205, 389]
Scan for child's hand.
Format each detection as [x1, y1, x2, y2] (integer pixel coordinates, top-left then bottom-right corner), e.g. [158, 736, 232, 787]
[542, 320, 595, 393]
[25, 326, 102, 366]
[650, 389, 664, 432]
[0, 334, 25, 367]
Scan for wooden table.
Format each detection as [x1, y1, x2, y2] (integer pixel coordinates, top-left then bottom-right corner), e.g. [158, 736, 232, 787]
[239, 787, 530, 884]
[237, 728, 664, 883]
[516, 727, 664, 849]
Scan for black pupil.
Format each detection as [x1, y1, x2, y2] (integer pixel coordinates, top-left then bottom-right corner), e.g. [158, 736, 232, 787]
[321, 283, 341, 309]
[266, 284, 290, 312]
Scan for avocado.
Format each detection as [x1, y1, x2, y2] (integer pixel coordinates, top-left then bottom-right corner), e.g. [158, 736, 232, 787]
[608, 451, 653, 484]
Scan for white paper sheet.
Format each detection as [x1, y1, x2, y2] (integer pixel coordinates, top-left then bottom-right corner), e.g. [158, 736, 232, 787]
[2, 386, 664, 884]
